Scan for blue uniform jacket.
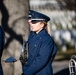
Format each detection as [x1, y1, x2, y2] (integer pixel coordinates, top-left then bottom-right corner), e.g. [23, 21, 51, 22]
[0, 26, 5, 75]
[22, 29, 58, 75]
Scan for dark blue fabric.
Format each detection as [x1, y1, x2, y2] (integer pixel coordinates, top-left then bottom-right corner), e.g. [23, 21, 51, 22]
[0, 26, 5, 75]
[22, 29, 58, 75]
[0, 64, 3, 75]
[4, 56, 17, 63]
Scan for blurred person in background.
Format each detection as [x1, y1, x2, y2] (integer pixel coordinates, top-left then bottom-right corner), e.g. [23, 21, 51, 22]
[0, 25, 5, 75]
[20, 10, 58, 75]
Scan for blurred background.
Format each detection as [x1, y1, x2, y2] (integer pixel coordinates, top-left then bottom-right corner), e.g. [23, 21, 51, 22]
[29, 0, 76, 75]
[0, 0, 76, 75]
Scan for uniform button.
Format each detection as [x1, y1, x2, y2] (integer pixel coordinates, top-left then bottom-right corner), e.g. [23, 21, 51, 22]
[34, 45, 37, 47]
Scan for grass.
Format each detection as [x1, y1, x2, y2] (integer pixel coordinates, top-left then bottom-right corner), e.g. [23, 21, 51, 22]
[54, 49, 76, 61]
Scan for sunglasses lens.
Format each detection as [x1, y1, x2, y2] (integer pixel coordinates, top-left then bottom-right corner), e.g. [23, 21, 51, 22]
[31, 20, 39, 24]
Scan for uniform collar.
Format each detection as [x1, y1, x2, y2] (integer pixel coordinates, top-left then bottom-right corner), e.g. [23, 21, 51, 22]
[37, 29, 48, 39]
[30, 29, 47, 40]
[32, 29, 46, 35]
[37, 29, 47, 35]
[31, 29, 47, 37]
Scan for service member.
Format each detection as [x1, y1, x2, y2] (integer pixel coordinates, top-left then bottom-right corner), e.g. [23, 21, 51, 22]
[21, 10, 58, 75]
[0, 26, 5, 75]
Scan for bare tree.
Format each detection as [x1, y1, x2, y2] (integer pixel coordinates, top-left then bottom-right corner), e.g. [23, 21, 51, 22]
[63, 0, 76, 11]
[0, 0, 30, 75]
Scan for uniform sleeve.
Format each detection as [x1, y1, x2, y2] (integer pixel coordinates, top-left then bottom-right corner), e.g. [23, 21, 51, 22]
[0, 26, 5, 57]
[24, 39, 57, 75]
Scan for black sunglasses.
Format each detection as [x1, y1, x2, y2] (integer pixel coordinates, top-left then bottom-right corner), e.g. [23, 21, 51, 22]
[31, 20, 40, 24]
